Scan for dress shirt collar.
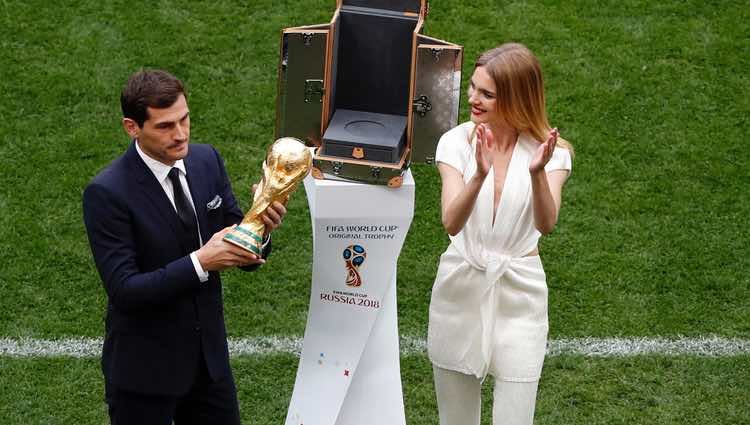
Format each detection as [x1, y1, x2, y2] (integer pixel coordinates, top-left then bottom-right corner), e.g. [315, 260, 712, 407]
[135, 139, 187, 182]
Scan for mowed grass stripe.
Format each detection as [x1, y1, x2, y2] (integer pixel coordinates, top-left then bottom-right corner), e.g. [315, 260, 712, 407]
[2, 336, 749, 358]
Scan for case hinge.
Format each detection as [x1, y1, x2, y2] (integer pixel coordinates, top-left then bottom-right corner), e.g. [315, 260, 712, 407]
[412, 95, 432, 117]
[302, 33, 314, 46]
[425, 156, 435, 165]
[304, 79, 325, 103]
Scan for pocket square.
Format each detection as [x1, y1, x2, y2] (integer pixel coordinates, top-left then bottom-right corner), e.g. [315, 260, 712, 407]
[207, 195, 222, 210]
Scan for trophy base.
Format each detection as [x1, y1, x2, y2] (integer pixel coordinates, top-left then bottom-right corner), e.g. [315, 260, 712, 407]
[223, 226, 263, 255]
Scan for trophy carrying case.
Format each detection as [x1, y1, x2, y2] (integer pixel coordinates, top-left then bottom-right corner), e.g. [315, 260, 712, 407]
[275, 0, 463, 187]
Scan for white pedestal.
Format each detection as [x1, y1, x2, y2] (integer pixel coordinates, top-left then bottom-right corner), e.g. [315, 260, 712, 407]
[285, 170, 415, 425]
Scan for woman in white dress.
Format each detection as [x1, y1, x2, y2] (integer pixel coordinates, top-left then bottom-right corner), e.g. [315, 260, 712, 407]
[427, 43, 574, 425]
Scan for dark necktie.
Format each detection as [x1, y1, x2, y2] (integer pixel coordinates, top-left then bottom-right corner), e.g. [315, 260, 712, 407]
[168, 167, 200, 252]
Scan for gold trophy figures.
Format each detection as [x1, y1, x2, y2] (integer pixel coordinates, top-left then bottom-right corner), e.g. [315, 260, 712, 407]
[223, 137, 312, 255]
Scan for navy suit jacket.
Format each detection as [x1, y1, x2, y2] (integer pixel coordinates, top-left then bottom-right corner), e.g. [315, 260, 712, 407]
[83, 142, 267, 395]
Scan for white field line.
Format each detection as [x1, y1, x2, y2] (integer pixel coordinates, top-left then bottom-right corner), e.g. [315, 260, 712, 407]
[1, 336, 749, 358]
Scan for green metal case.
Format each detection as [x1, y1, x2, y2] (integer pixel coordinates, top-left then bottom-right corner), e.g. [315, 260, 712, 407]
[275, 0, 462, 187]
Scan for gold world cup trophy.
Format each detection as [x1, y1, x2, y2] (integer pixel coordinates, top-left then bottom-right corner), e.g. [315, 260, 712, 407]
[223, 137, 312, 255]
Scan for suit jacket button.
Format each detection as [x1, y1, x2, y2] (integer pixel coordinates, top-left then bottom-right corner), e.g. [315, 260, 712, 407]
[195, 324, 201, 332]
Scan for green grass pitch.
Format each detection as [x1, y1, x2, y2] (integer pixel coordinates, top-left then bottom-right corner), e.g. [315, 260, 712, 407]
[0, 0, 748, 423]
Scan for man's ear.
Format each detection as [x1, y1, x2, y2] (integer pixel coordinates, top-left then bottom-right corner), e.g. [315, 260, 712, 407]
[122, 118, 140, 139]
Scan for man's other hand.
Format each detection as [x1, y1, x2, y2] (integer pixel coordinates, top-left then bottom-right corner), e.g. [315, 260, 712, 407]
[252, 183, 287, 233]
[261, 201, 286, 232]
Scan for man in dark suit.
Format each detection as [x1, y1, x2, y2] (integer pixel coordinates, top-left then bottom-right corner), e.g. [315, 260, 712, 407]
[83, 69, 286, 424]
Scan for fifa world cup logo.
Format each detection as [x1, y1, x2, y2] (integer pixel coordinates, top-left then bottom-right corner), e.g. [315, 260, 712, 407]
[343, 244, 366, 287]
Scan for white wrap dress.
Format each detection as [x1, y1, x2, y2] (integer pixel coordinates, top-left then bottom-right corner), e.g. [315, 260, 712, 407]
[427, 122, 571, 382]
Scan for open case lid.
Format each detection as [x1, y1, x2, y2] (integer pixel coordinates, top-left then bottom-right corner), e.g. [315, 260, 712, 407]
[339, 0, 423, 14]
[410, 34, 463, 164]
[275, 26, 330, 145]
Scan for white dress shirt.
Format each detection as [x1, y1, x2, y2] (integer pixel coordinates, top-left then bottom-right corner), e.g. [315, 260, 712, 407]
[135, 141, 210, 283]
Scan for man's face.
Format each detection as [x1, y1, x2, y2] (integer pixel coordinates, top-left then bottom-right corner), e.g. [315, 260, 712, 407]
[123, 94, 190, 165]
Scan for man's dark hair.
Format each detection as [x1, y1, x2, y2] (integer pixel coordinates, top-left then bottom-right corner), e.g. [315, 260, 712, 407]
[121, 70, 185, 127]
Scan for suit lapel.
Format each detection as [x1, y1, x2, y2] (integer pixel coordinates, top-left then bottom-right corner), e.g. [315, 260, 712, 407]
[124, 142, 190, 253]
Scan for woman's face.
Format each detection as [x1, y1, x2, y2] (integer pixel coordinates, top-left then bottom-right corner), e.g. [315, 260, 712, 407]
[467, 66, 498, 124]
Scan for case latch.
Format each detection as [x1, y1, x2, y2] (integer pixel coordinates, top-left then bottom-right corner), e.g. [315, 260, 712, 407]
[305, 79, 325, 103]
[332, 161, 343, 176]
[413, 95, 432, 117]
[431, 48, 443, 62]
[370, 166, 381, 179]
[352, 147, 365, 159]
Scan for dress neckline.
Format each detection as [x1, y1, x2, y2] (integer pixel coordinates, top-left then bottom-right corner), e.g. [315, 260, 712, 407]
[490, 134, 522, 229]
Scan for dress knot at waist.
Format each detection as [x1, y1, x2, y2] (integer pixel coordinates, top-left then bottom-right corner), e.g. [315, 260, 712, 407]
[484, 254, 512, 286]
[476, 253, 516, 380]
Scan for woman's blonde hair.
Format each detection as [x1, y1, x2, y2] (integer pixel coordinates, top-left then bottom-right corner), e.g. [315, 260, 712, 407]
[475, 43, 574, 156]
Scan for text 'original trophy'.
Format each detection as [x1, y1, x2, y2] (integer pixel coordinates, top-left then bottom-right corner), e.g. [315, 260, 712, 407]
[223, 137, 312, 254]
